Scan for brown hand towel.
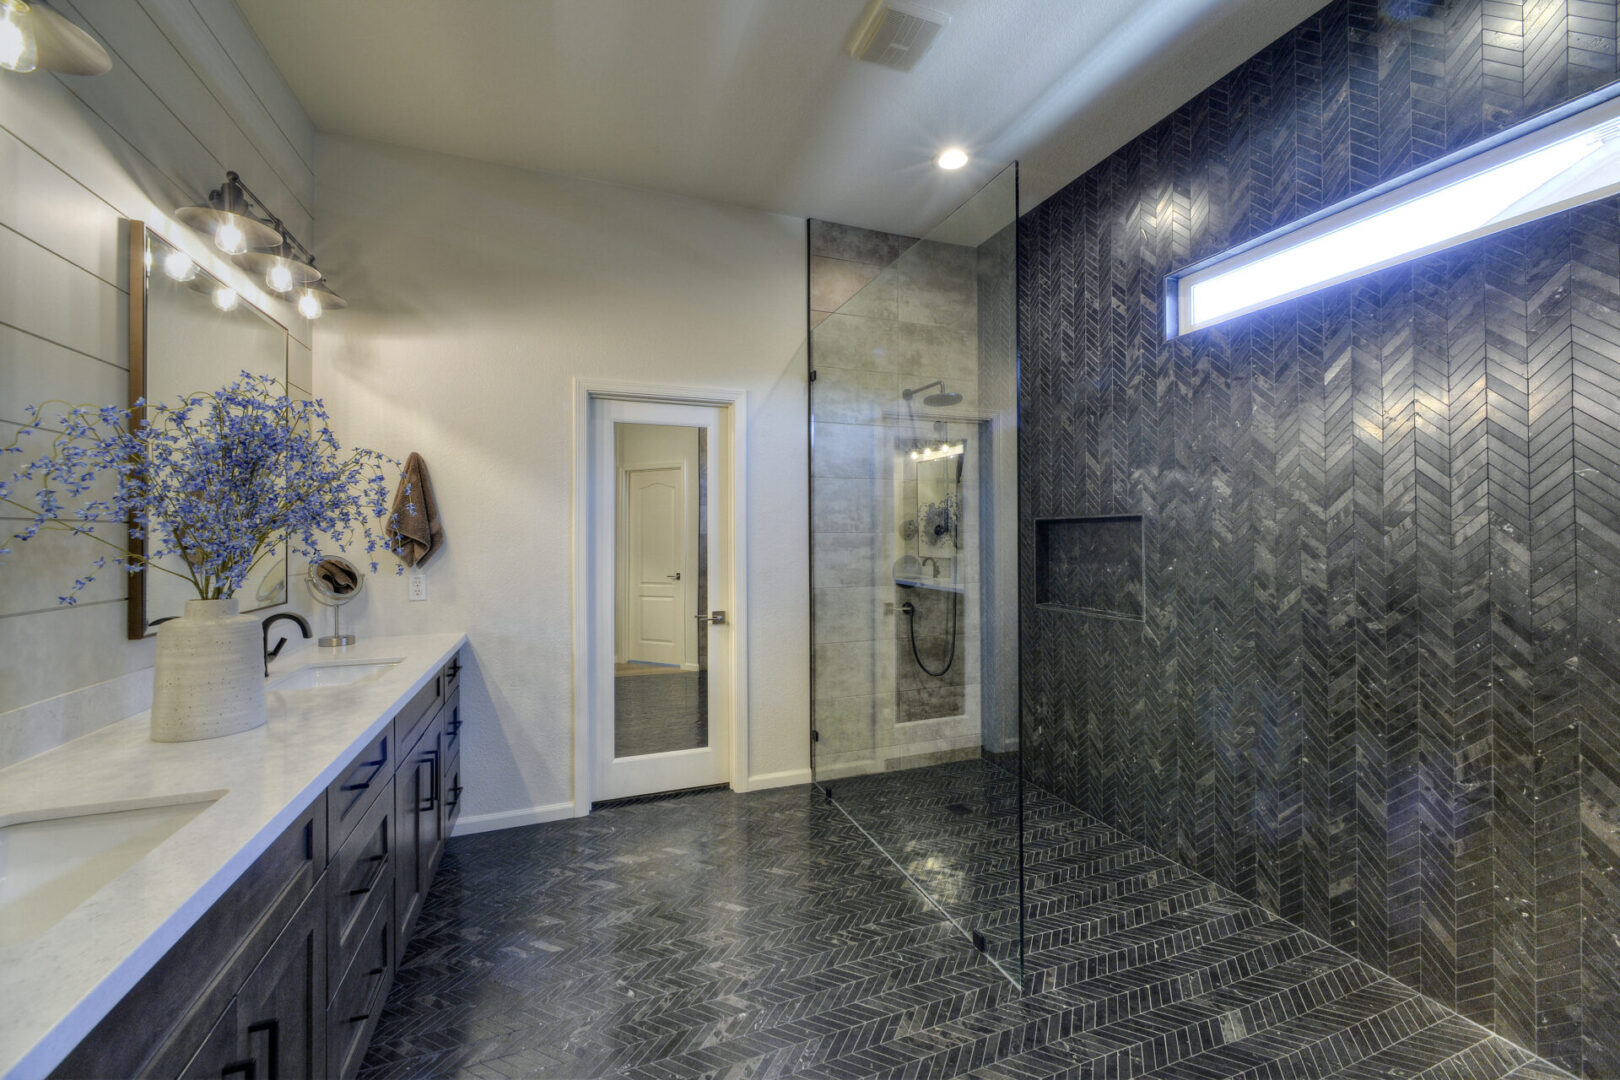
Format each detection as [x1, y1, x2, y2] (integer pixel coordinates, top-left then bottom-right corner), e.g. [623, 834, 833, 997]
[390, 452, 443, 567]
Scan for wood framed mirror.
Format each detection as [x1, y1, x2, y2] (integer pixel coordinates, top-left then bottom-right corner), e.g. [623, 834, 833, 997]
[126, 220, 291, 639]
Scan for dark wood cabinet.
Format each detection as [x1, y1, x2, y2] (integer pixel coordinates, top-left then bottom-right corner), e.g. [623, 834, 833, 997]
[233, 882, 327, 1080]
[395, 705, 445, 943]
[51, 651, 464, 1080]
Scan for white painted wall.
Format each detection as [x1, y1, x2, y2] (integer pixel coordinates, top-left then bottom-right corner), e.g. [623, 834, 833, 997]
[615, 423, 701, 670]
[0, 0, 318, 766]
[312, 136, 811, 827]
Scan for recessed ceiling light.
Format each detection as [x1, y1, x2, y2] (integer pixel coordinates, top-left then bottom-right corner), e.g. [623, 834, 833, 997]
[937, 147, 969, 170]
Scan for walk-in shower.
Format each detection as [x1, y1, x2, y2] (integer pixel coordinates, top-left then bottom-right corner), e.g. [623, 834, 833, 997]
[807, 163, 1022, 979]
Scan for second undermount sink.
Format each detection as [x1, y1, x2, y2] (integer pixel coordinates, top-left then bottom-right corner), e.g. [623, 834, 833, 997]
[269, 658, 404, 692]
[0, 793, 224, 946]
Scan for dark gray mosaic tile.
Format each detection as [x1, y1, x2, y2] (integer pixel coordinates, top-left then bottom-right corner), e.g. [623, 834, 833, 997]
[360, 772, 1565, 1080]
[1015, 1, 1620, 1076]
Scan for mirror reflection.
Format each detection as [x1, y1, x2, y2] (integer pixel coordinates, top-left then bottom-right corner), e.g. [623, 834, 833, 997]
[135, 227, 289, 633]
[613, 423, 707, 758]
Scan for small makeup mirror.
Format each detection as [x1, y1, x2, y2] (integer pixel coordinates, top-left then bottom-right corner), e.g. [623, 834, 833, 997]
[307, 555, 364, 646]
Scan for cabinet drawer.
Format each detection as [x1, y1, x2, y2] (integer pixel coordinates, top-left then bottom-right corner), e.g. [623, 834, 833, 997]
[328, 776, 394, 994]
[328, 881, 395, 1080]
[235, 876, 327, 1080]
[439, 689, 463, 758]
[55, 796, 327, 1080]
[391, 672, 443, 763]
[444, 747, 464, 834]
[443, 650, 462, 697]
[328, 725, 390, 849]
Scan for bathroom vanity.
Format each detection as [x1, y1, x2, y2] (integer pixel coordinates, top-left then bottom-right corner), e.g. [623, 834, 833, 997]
[0, 634, 467, 1080]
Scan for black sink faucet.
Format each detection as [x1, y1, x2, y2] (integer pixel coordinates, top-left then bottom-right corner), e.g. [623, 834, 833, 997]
[262, 612, 312, 677]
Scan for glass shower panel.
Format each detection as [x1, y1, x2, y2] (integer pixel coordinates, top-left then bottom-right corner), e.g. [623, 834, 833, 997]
[808, 164, 1022, 980]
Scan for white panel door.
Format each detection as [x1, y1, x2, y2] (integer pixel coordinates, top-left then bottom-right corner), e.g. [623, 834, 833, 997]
[590, 397, 732, 801]
[625, 465, 685, 666]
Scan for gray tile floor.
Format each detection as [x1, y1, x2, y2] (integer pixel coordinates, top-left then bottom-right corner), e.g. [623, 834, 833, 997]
[360, 765, 1571, 1080]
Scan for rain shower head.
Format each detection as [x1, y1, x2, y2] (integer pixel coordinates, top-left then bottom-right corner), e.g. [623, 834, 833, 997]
[902, 380, 963, 408]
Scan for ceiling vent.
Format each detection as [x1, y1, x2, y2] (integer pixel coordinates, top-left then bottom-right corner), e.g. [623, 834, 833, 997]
[845, 0, 950, 72]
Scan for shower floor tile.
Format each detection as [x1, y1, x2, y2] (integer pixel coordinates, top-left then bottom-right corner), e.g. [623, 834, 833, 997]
[358, 770, 1566, 1080]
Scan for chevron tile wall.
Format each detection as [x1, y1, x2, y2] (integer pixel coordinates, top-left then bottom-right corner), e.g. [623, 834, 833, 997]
[1016, 1, 1620, 1076]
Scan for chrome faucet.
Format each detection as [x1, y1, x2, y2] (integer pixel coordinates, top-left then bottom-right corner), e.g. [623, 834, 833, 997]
[919, 556, 943, 579]
[261, 612, 312, 677]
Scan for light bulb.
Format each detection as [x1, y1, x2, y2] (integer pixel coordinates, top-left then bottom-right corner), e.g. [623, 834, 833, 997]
[936, 147, 969, 170]
[214, 220, 245, 254]
[163, 250, 194, 281]
[266, 263, 293, 292]
[297, 291, 322, 320]
[213, 286, 238, 312]
[0, 1, 37, 74]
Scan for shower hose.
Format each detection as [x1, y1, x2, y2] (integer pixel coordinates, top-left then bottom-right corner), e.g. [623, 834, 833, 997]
[902, 593, 958, 678]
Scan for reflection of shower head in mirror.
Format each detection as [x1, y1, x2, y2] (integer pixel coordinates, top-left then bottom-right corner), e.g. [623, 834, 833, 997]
[902, 380, 963, 408]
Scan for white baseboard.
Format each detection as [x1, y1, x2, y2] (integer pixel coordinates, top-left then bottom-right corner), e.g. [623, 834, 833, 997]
[747, 768, 812, 790]
[452, 801, 575, 837]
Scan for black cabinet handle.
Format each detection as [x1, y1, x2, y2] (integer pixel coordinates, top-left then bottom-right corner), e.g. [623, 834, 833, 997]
[418, 751, 439, 813]
[245, 1021, 276, 1080]
[340, 754, 387, 793]
[348, 852, 389, 897]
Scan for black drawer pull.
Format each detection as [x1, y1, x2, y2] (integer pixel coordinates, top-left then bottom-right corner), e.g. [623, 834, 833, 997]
[348, 853, 388, 897]
[340, 754, 388, 793]
[418, 750, 440, 813]
[346, 1012, 371, 1024]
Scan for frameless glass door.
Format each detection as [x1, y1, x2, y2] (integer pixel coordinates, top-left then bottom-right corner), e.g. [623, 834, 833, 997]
[807, 164, 1022, 980]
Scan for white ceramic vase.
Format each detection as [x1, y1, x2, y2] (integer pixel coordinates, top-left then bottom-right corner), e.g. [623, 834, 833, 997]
[149, 597, 267, 742]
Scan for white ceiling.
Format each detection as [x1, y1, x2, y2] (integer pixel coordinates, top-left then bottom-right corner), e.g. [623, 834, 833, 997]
[236, 0, 1326, 237]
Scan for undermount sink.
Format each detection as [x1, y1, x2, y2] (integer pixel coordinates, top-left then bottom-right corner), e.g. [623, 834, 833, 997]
[269, 658, 404, 692]
[0, 793, 224, 946]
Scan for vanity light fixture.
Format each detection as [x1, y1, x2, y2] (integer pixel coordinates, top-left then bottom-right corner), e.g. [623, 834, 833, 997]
[1167, 84, 1620, 336]
[0, 0, 111, 76]
[295, 281, 346, 321]
[937, 147, 969, 170]
[177, 174, 279, 256]
[178, 171, 337, 319]
[910, 442, 964, 461]
[238, 235, 320, 295]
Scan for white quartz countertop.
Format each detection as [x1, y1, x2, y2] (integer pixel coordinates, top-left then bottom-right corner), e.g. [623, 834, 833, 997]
[0, 633, 467, 1080]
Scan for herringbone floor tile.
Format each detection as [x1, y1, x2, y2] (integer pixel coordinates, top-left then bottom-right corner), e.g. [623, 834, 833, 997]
[358, 768, 1566, 1079]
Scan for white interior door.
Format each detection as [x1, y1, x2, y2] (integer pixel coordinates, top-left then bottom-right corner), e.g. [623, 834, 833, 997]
[624, 465, 686, 666]
[590, 398, 731, 801]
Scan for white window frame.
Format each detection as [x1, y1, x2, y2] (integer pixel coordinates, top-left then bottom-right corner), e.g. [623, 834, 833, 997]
[1166, 85, 1620, 338]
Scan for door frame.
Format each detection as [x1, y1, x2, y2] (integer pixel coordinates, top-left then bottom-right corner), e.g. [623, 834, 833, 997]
[571, 377, 751, 815]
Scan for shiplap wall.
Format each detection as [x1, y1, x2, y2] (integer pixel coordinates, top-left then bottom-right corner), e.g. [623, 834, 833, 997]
[0, 0, 317, 760]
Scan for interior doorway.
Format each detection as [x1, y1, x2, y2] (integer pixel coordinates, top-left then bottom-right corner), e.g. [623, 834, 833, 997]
[583, 395, 738, 803]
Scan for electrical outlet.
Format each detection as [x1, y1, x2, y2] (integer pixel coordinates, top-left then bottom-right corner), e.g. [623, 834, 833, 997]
[408, 570, 427, 601]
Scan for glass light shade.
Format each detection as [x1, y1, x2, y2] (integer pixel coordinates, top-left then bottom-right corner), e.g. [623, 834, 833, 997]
[213, 220, 246, 255]
[162, 250, 194, 281]
[212, 286, 238, 312]
[297, 290, 322, 320]
[0, 0, 37, 73]
[1172, 91, 1620, 335]
[266, 263, 293, 292]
